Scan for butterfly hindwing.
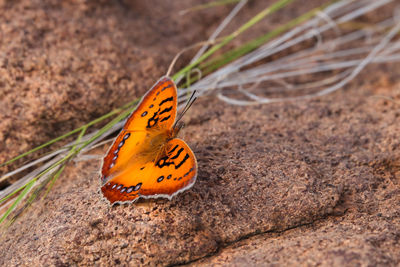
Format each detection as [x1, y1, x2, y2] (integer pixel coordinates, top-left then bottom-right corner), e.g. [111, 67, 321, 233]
[124, 77, 177, 131]
[101, 138, 197, 204]
[139, 138, 197, 198]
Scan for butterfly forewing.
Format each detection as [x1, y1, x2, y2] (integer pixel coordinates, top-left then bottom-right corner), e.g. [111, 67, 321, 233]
[124, 77, 177, 131]
[101, 130, 148, 183]
[102, 77, 177, 182]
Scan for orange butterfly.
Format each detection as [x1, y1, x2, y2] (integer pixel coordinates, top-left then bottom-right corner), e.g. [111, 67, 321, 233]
[100, 77, 197, 205]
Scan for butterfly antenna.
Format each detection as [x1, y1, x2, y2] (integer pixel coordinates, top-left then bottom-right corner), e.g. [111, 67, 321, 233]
[177, 91, 197, 122]
[173, 90, 197, 129]
[180, 93, 197, 119]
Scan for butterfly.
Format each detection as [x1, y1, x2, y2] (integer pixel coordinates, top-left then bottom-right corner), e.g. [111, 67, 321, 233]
[100, 77, 197, 205]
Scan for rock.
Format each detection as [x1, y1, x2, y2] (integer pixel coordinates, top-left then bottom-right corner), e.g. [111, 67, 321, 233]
[1, 0, 400, 266]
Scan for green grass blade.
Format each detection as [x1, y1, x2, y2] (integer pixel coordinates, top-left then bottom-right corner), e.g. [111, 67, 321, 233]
[0, 128, 82, 168]
[40, 127, 86, 200]
[172, 0, 295, 81]
[201, 0, 336, 74]
[0, 98, 139, 168]
[76, 100, 139, 153]
[0, 183, 26, 204]
[42, 164, 66, 199]
[1, 126, 88, 225]
[0, 178, 35, 224]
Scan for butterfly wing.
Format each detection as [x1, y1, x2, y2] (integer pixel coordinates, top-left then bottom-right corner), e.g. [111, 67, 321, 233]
[101, 129, 148, 183]
[139, 138, 197, 198]
[124, 76, 177, 131]
[101, 138, 197, 204]
[101, 77, 177, 182]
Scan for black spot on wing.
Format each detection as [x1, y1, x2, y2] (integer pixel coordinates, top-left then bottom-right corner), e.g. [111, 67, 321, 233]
[159, 97, 173, 106]
[159, 106, 172, 115]
[161, 84, 173, 91]
[134, 183, 142, 191]
[123, 133, 130, 140]
[118, 140, 125, 148]
[168, 145, 179, 155]
[184, 167, 194, 177]
[171, 148, 184, 160]
[160, 115, 171, 122]
[156, 156, 174, 168]
[156, 148, 191, 170]
[147, 108, 160, 128]
[175, 153, 189, 169]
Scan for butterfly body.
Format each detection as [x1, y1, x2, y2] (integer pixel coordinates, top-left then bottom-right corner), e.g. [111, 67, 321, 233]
[100, 77, 197, 205]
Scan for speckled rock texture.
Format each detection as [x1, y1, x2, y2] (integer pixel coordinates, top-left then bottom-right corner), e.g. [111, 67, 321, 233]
[0, 0, 399, 266]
